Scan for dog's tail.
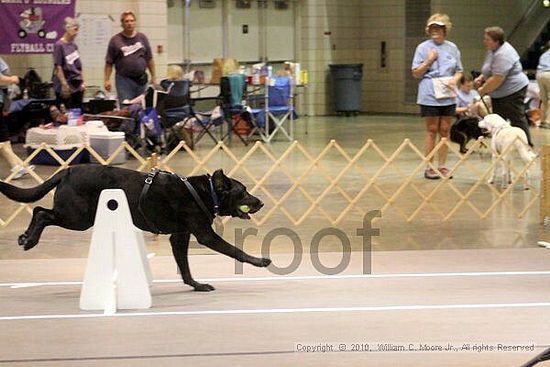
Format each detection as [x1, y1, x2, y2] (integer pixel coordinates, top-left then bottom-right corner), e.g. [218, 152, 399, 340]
[0, 169, 67, 203]
[514, 137, 537, 163]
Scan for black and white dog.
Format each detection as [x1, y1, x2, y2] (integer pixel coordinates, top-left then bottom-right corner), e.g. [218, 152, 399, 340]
[450, 117, 488, 154]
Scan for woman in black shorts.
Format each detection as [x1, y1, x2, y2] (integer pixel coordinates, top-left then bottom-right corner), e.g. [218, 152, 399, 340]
[411, 14, 463, 179]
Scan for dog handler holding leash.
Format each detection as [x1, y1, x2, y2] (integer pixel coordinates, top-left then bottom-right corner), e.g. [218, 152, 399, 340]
[412, 13, 463, 180]
[475, 26, 532, 147]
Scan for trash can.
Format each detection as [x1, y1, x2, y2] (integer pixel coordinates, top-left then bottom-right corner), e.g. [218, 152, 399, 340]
[329, 63, 363, 116]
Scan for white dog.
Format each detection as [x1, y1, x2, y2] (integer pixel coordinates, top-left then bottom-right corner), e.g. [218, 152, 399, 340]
[478, 114, 537, 188]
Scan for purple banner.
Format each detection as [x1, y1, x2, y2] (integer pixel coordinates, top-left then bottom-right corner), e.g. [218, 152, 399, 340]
[0, 1, 76, 54]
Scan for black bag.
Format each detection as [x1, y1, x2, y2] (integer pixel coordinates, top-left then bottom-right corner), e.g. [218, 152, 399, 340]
[130, 73, 148, 86]
[22, 68, 50, 99]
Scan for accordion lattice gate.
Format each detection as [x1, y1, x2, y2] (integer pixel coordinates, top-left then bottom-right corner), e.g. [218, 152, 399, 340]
[0, 138, 545, 228]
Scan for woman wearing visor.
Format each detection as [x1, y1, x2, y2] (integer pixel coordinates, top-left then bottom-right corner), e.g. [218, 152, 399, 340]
[412, 13, 463, 179]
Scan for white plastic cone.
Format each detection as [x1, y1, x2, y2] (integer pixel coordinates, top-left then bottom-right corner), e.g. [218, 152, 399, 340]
[80, 189, 152, 311]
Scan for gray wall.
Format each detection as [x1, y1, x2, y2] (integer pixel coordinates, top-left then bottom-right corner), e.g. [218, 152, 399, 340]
[301, 0, 537, 115]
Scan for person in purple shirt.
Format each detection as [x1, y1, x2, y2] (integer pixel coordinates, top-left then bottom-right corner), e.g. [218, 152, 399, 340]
[104, 11, 157, 105]
[52, 17, 85, 109]
[475, 26, 531, 146]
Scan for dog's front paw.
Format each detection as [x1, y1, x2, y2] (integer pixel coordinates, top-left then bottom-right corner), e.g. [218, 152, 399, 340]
[257, 258, 271, 267]
[192, 282, 216, 292]
[247, 257, 271, 267]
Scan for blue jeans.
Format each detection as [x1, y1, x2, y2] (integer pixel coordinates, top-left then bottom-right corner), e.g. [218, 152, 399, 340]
[115, 74, 148, 105]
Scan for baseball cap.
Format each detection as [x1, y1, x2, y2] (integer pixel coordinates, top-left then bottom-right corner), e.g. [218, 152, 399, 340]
[428, 20, 445, 27]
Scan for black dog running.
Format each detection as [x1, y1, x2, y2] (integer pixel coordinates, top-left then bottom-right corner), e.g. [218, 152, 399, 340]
[0, 165, 270, 291]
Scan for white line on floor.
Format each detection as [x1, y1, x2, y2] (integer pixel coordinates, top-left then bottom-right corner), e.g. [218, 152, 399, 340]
[2, 270, 550, 289]
[1, 302, 550, 321]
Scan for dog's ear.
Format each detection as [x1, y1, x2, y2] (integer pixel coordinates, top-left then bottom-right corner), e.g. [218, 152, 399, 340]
[212, 169, 231, 192]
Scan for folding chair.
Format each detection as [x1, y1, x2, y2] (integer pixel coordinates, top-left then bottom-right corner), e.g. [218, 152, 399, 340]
[250, 76, 296, 143]
[158, 79, 196, 150]
[160, 79, 226, 149]
[219, 74, 251, 145]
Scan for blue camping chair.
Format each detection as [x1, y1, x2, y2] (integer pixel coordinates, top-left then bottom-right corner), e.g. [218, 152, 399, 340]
[158, 79, 192, 128]
[250, 76, 296, 142]
[157, 79, 199, 150]
[160, 79, 224, 149]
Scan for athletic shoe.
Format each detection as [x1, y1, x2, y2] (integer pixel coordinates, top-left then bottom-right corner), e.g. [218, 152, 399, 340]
[424, 167, 440, 180]
[438, 166, 453, 179]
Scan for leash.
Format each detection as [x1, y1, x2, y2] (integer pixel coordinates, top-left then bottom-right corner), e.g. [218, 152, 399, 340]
[479, 94, 492, 115]
[138, 168, 164, 234]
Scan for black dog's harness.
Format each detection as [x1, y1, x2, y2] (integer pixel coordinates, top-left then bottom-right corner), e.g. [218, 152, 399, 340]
[138, 169, 219, 234]
[139, 168, 163, 234]
[174, 173, 219, 222]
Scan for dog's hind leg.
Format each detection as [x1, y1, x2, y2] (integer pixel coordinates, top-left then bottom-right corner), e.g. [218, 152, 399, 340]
[194, 228, 271, 268]
[458, 132, 468, 154]
[170, 232, 215, 292]
[516, 142, 536, 190]
[498, 158, 512, 189]
[488, 154, 498, 185]
[18, 206, 58, 251]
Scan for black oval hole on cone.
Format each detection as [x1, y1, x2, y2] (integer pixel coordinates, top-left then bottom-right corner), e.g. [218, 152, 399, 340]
[107, 199, 118, 211]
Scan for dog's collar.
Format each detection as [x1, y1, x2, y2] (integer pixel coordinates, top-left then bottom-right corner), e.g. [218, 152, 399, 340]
[207, 175, 220, 215]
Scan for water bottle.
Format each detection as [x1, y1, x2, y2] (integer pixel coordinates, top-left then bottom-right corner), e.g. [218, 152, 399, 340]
[22, 88, 29, 99]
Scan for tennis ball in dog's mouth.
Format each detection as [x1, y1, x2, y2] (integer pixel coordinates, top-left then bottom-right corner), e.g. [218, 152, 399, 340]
[239, 205, 250, 213]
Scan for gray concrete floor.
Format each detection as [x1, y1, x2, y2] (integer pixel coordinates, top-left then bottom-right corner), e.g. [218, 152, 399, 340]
[1, 115, 550, 366]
